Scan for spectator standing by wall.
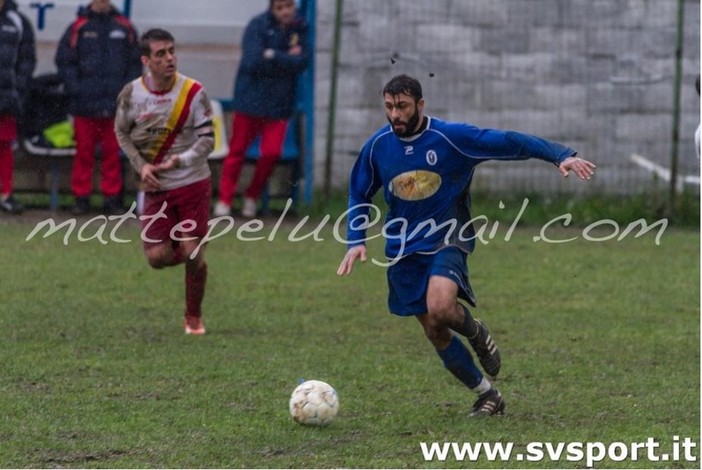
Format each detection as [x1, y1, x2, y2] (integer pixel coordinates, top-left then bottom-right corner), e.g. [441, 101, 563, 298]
[0, 0, 35, 214]
[214, 0, 308, 218]
[55, 0, 141, 215]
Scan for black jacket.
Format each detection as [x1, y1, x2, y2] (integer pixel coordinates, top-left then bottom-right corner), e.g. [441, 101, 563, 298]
[0, 0, 36, 116]
[55, 4, 142, 117]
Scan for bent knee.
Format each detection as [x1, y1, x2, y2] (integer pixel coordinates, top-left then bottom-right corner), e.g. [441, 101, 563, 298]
[418, 313, 451, 346]
[144, 245, 171, 269]
[146, 255, 168, 269]
[426, 297, 457, 321]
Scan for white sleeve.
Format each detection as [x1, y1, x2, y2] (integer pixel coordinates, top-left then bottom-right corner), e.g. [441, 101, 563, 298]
[178, 87, 215, 167]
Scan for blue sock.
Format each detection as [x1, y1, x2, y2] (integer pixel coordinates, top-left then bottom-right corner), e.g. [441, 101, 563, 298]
[437, 335, 484, 389]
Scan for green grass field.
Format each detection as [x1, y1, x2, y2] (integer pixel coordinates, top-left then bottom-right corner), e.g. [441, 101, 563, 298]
[0, 211, 699, 468]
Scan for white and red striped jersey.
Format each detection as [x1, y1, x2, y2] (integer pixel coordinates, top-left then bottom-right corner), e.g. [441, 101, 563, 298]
[115, 72, 215, 191]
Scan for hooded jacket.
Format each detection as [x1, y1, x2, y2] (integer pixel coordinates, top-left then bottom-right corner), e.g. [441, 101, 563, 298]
[55, 3, 142, 117]
[0, 0, 36, 116]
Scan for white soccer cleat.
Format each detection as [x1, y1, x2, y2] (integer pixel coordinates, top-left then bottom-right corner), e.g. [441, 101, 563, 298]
[213, 201, 231, 217]
[184, 315, 206, 335]
[242, 197, 257, 218]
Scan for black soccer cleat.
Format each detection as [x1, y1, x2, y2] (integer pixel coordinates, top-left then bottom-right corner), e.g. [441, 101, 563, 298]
[0, 194, 24, 214]
[470, 388, 505, 417]
[103, 196, 124, 216]
[468, 320, 501, 377]
[72, 197, 90, 215]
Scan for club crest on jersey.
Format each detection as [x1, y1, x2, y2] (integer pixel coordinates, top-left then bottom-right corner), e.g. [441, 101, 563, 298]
[426, 150, 438, 166]
[388, 170, 442, 201]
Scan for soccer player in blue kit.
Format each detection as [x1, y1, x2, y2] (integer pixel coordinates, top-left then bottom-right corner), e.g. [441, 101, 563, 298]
[337, 74, 596, 417]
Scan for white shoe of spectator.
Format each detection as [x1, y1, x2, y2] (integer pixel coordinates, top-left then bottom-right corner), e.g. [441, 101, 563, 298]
[242, 197, 257, 218]
[213, 201, 231, 217]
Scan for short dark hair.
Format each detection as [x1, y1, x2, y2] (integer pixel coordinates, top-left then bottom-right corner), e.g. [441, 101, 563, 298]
[383, 74, 423, 101]
[270, 0, 292, 10]
[140, 28, 175, 57]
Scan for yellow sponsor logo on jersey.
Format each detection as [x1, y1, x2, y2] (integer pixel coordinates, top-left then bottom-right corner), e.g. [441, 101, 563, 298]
[389, 170, 442, 201]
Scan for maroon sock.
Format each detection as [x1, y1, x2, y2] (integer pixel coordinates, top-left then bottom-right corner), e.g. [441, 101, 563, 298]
[185, 262, 207, 317]
[171, 242, 185, 265]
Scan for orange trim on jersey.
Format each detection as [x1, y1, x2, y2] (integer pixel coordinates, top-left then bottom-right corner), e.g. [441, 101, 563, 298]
[143, 77, 202, 164]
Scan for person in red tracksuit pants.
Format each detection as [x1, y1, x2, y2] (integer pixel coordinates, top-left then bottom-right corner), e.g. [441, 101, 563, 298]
[55, 0, 141, 215]
[215, 0, 308, 218]
[0, 0, 35, 215]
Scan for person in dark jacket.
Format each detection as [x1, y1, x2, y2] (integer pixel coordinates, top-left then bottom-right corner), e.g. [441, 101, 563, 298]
[215, 0, 308, 218]
[55, 0, 141, 215]
[0, 0, 35, 214]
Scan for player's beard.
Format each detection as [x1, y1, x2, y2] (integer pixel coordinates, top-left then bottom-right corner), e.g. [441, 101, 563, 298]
[389, 108, 421, 138]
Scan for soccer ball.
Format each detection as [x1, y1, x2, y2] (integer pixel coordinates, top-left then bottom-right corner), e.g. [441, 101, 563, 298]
[289, 380, 339, 426]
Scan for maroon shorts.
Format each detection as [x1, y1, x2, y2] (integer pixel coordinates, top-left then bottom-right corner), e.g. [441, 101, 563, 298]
[0, 115, 17, 142]
[141, 178, 212, 249]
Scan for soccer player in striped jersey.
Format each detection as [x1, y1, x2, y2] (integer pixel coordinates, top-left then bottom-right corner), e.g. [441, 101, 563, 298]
[115, 29, 215, 335]
[337, 74, 596, 416]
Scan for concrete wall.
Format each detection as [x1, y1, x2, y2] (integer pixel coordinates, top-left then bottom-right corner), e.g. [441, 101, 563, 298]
[314, 0, 701, 195]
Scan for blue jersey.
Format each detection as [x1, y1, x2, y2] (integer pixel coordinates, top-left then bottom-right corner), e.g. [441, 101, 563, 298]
[346, 117, 576, 258]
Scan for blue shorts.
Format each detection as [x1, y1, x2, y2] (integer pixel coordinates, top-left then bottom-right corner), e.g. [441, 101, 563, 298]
[386, 246, 476, 317]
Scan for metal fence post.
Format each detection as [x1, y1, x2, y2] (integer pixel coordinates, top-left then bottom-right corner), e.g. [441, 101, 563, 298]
[668, 0, 686, 217]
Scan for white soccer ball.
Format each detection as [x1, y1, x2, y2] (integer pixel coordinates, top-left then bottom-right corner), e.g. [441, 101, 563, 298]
[289, 380, 339, 426]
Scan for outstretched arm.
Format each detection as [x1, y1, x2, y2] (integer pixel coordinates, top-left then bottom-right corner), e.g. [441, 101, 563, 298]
[558, 156, 596, 180]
